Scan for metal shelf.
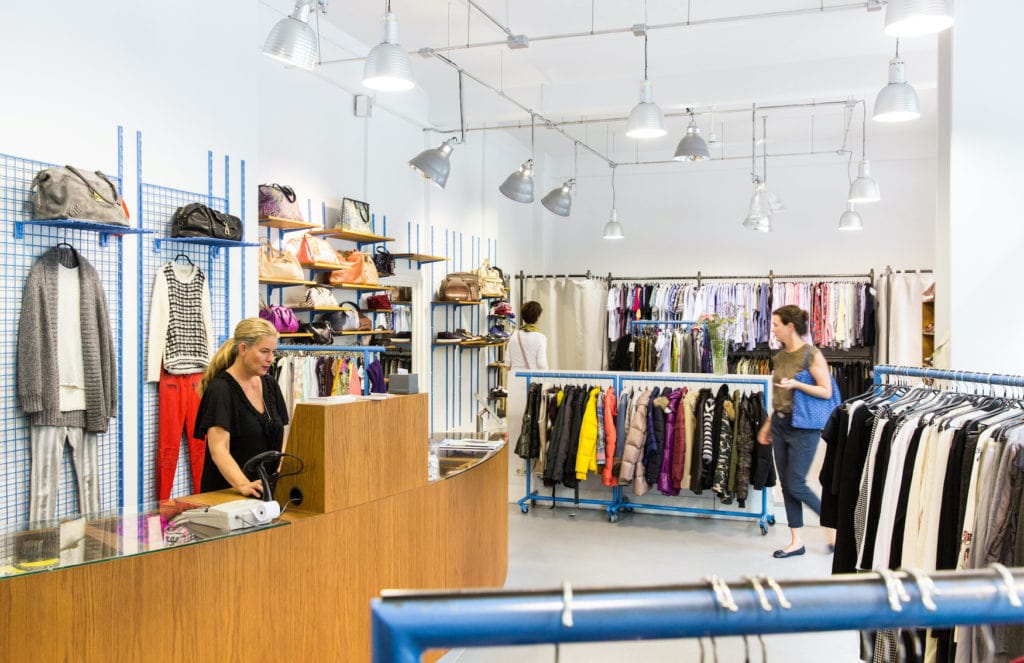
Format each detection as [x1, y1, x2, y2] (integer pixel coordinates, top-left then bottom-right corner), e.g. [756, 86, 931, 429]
[154, 236, 259, 257]
[259, 277, 317, 287]
[13, 218, 155, 247]
[258, 217, 319, 230]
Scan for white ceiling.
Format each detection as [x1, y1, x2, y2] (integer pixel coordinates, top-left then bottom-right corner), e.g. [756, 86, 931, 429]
[303, 0, 939, 165]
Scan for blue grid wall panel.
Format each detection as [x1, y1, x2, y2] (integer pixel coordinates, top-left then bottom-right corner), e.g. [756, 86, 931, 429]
[0, 153, 125, 527]
[139, 184, 229, 507]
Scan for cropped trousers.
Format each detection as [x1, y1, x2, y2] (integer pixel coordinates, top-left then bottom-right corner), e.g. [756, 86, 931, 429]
[771, 411, 822, 528]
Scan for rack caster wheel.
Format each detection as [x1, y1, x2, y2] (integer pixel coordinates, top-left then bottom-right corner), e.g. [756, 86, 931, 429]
[760, 525, 768, 535]
[767, 516, 776, 526]
[608, 513, 619, 523]
[520, 505, 529, 514]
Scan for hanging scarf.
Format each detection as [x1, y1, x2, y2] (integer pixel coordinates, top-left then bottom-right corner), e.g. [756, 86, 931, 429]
[521, 323, 539, 333]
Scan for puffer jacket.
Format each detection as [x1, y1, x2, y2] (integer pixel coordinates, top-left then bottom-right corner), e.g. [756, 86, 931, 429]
[574, 386, 603, 480]
[659, 388, 684, 495]
[601, 387, 619, 487]
[561, 387, 590, 488]
[617, 389, 652, 489]
[680, 388, 700, 489]
[543, 388, 569, 482]
[732, 393, 757, 507]
[644, 391, 669, 486]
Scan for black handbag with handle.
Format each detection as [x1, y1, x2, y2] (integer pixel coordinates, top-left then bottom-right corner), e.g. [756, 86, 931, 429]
[372, 246, 395, 277]
[298, 321, 334, 345]
[171, 203, 244, 240]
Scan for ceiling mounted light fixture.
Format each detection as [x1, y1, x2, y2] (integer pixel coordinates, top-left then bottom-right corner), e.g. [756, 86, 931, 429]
[849, 101, 881, 203]
[500, 115, 536, 203]
[262, 0, 326, 71]
[673, 109, 710, 162]
[874, 40, 921, 123]
[839, 202, 865, 231]
[743, 110, 782, 232]
[363, 1, 415, 91]
[542, 142, 578, 217]
[410, 72, 465, 189]
[603, 165, 625, 239]
[884, 0, 953, 38]
[625, 33, 666, 139]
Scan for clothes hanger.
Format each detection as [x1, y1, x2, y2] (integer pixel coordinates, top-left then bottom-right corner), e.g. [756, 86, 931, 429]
[174, 252, 194, 266]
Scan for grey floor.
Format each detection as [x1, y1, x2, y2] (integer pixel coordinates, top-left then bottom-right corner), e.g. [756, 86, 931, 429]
[440, 504, 862, 663]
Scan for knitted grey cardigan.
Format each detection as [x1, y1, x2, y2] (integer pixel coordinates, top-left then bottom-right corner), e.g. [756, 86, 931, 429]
[17, 247, 117, 433]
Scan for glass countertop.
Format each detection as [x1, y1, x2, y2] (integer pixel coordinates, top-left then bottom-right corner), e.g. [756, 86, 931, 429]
[0, 498, 286, 580]
[429, 432, 507, 481]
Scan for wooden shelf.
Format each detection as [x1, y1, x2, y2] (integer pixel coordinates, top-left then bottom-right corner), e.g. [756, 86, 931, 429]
[307, 228, 395, 243]
[291, 305, 345, 312]
[259, 217, 319, 230]
[923, 331, 934, 336]
[431, 300, 481, 306]
[391, 300, 412, 305]
[299, 261, 351, 271]
[279, 332, 313, 338]
[337, 331, 393, 336]
[392, 252, 448, 264]
[330, 283, 393, 291]
[487, 363, 507, 369]
[259, 277, 317, 287]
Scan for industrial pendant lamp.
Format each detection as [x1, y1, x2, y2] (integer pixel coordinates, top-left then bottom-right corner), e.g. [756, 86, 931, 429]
[363, 1, 415, 91]
[410, 72, 465, 189]
[849, 101, 881, 203]
[625, 34, 666, 139]
[838, 203, 864, 231]
[262, 0, 326, 71]
[542, 142, 577, 217]
[884, 0, 953, 38]
[673, 109, 710, 162]
[874, 41, 921, 123]
[602, 166, 625, 239]
[742, 111, 781, 232]
[500, 116, 536, 203]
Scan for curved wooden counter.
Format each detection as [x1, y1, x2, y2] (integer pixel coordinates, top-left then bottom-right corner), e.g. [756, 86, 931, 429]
[0, 394, 508, 662]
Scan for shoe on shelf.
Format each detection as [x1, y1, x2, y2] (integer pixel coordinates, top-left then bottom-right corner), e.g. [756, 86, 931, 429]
[436, 331, 461, 344]
[488, 325, 510, 339]
[772, 546, 806, 559]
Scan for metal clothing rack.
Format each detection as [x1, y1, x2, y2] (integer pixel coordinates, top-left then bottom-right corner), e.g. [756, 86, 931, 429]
[275, 345, 386, 396]
[873, 364, 1024, 388]
[371, 567, 1024, 662]
[514, 370, 774, 533]
[629, 319, 697, 333]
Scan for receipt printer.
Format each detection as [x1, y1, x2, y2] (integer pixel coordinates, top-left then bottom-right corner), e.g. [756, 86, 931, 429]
[388, 373, 418, 394]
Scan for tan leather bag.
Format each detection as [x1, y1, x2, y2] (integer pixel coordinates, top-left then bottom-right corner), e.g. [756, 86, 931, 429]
[296, 234, 339, 265]
[360, 251, 380, 285]
[259, 240, 305, 281]
[328, 249, 363, 284]
[477, 259, 505, 298]
[438, 272, 480, 301]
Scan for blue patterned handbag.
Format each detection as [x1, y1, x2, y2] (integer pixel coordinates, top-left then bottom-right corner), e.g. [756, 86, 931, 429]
[791, 348, 841, 430]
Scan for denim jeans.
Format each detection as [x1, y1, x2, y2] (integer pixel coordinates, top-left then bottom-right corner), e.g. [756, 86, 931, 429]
[771, 411, 821, 528]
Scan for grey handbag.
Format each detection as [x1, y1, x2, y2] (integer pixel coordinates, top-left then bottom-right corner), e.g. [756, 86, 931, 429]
[336, 198, 372, 234]
[30, 165, 129, 226]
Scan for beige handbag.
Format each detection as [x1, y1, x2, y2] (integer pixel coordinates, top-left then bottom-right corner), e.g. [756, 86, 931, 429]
[259, 240, 305, 281]
[477, 259, 505, 298]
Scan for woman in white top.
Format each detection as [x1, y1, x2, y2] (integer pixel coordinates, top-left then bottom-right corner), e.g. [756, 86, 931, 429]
[507, 301, 548, 370]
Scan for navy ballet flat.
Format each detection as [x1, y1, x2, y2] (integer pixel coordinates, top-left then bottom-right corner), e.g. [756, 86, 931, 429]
[772, 546, 806, 558]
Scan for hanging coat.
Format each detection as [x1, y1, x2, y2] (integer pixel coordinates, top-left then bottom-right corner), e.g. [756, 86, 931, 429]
[574, 387, 603, 481]
[618, 389, 652, 489]
[659, 388, 684, 496]
[601, 387, 619, 487]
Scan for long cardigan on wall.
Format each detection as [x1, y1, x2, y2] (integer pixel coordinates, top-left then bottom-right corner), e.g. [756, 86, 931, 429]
[17, 247, 117, 433]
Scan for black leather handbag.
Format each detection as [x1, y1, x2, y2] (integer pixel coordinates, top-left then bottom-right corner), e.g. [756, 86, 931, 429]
[372, 246, 395, 277]
[171, 203, 243, 240]
[298, 321, 334, 345]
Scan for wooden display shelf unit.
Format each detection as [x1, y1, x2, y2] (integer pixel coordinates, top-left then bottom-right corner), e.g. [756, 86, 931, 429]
[337, 330, 393, 336]
[291, 305, 345, 312]
[431, 300, 482, 306]
[392, 252, 449, 264]
[258, 217, 320, 230]
[299, 261, 351, 271]
[259, 277, 317, 287]
[307, 228, 395, 243]
[279, 332, 313, 339]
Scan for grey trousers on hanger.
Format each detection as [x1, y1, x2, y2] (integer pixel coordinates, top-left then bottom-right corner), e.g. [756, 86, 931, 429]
[29, 425, 100, 523]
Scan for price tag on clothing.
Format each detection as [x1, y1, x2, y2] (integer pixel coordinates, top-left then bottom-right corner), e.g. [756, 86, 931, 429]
[628, 341, 635, 352]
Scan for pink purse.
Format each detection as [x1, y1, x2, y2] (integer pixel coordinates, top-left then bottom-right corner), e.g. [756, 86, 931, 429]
[259, 305, 300, 333]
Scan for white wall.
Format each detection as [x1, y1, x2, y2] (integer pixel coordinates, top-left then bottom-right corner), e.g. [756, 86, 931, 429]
[943, 3, 1024, 375]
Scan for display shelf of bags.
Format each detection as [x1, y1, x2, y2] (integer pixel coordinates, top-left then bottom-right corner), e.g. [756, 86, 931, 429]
[392, 252, 449, 264]
[431, 300, 482, 306]
[324, 283, 394, 292]
[299, 260, 351, 271]
[337, 330, 394, 336]
[258, 217, 319, 230]
[290, 305, 346, 312]
[279, 332, 313, 339]
[259, 277, 317, 287]
[14, 218, 155, 247]
[307, 228, 395, 246]
[154, 236, 259, 258]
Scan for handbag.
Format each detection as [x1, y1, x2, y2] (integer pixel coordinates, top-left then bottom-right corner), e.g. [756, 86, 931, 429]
[326, 249, 364, 285]
[336, 198, 373, 234]
[372, 246, 395, 277]
[300, 286, 339, 308]
[365, 293, 392, 310]
[360, 251, 379, 285]
[259, 305, 300, 333]
[790, 347, 842, 430]
[298, 321, 334, 345]
[438, 272, 480, 301]
[296, 234, 341, 266]
[258, 240, 305, 281]
[477, 259, 505, 298]
[318, 308, 359, 332]
[31, 165, 129, 226]
[171, 203, 243, 240]
[258, 183, 305, 222]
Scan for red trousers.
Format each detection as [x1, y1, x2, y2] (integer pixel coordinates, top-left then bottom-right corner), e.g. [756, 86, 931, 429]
[156, 371, 204, 500]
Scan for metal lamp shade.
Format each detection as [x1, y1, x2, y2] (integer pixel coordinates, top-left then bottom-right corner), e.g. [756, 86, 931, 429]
[603, 210, 625, 239]
[848, 160, 881, 203]
[363, 13, 414, 91]
[839, 203, 864, 231]
[673, 119, 710, 161]
[874, 58, 921, 122]
[500, 160, 535, 203]
[409, 139, 455, 189]
[625, 81, 667, 139]
[541, 180, 574, 217]
[884, 0, 953, 37]
[262, 15, 318, 70]
[743, 183, 774, 232]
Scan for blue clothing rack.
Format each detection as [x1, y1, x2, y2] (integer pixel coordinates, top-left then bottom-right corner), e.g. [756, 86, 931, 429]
[874, 363, 1024, 388]
[276, 345, 385, 395]
[629, 319, 697, 332]
[514, 369, 774, 534]
[371, 567, 1024, 662]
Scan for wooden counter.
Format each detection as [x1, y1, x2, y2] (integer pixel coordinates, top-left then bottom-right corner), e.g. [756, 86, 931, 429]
[0, 394, 508, 662]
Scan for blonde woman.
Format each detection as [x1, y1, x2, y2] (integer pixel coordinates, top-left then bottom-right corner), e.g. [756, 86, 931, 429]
[194, 318, 288, 497]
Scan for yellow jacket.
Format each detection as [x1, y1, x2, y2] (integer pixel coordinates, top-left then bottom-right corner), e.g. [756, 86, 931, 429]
[575, 387, 604, 480]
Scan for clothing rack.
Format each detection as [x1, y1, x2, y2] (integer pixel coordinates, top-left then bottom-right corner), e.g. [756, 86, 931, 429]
[370, 567, 1024, 662]
[873, 364, 1024, 388]
[514, 369, 774, 533]
[629, 319, 697, 333]
[516, 269, 879, 290]
[275, 346, 385, 396]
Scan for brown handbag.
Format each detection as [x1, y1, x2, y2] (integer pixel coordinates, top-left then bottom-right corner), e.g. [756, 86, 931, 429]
[360, 251, 380, 286]
[296, 234, 340, 266]
[327, 249, 364, 284]
[259, 240, 305, 281]
[438, 272, 480, 301]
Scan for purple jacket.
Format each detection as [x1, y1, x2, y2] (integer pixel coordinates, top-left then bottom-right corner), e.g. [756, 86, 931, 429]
[658, 389, 684, 495]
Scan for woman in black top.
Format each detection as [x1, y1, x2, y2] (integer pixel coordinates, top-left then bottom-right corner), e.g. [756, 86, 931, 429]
[194, 318, 288, 497]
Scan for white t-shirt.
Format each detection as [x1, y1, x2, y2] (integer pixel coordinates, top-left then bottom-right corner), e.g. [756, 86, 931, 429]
[507, 329, 548, 371]
[57, 264, 87, 411]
